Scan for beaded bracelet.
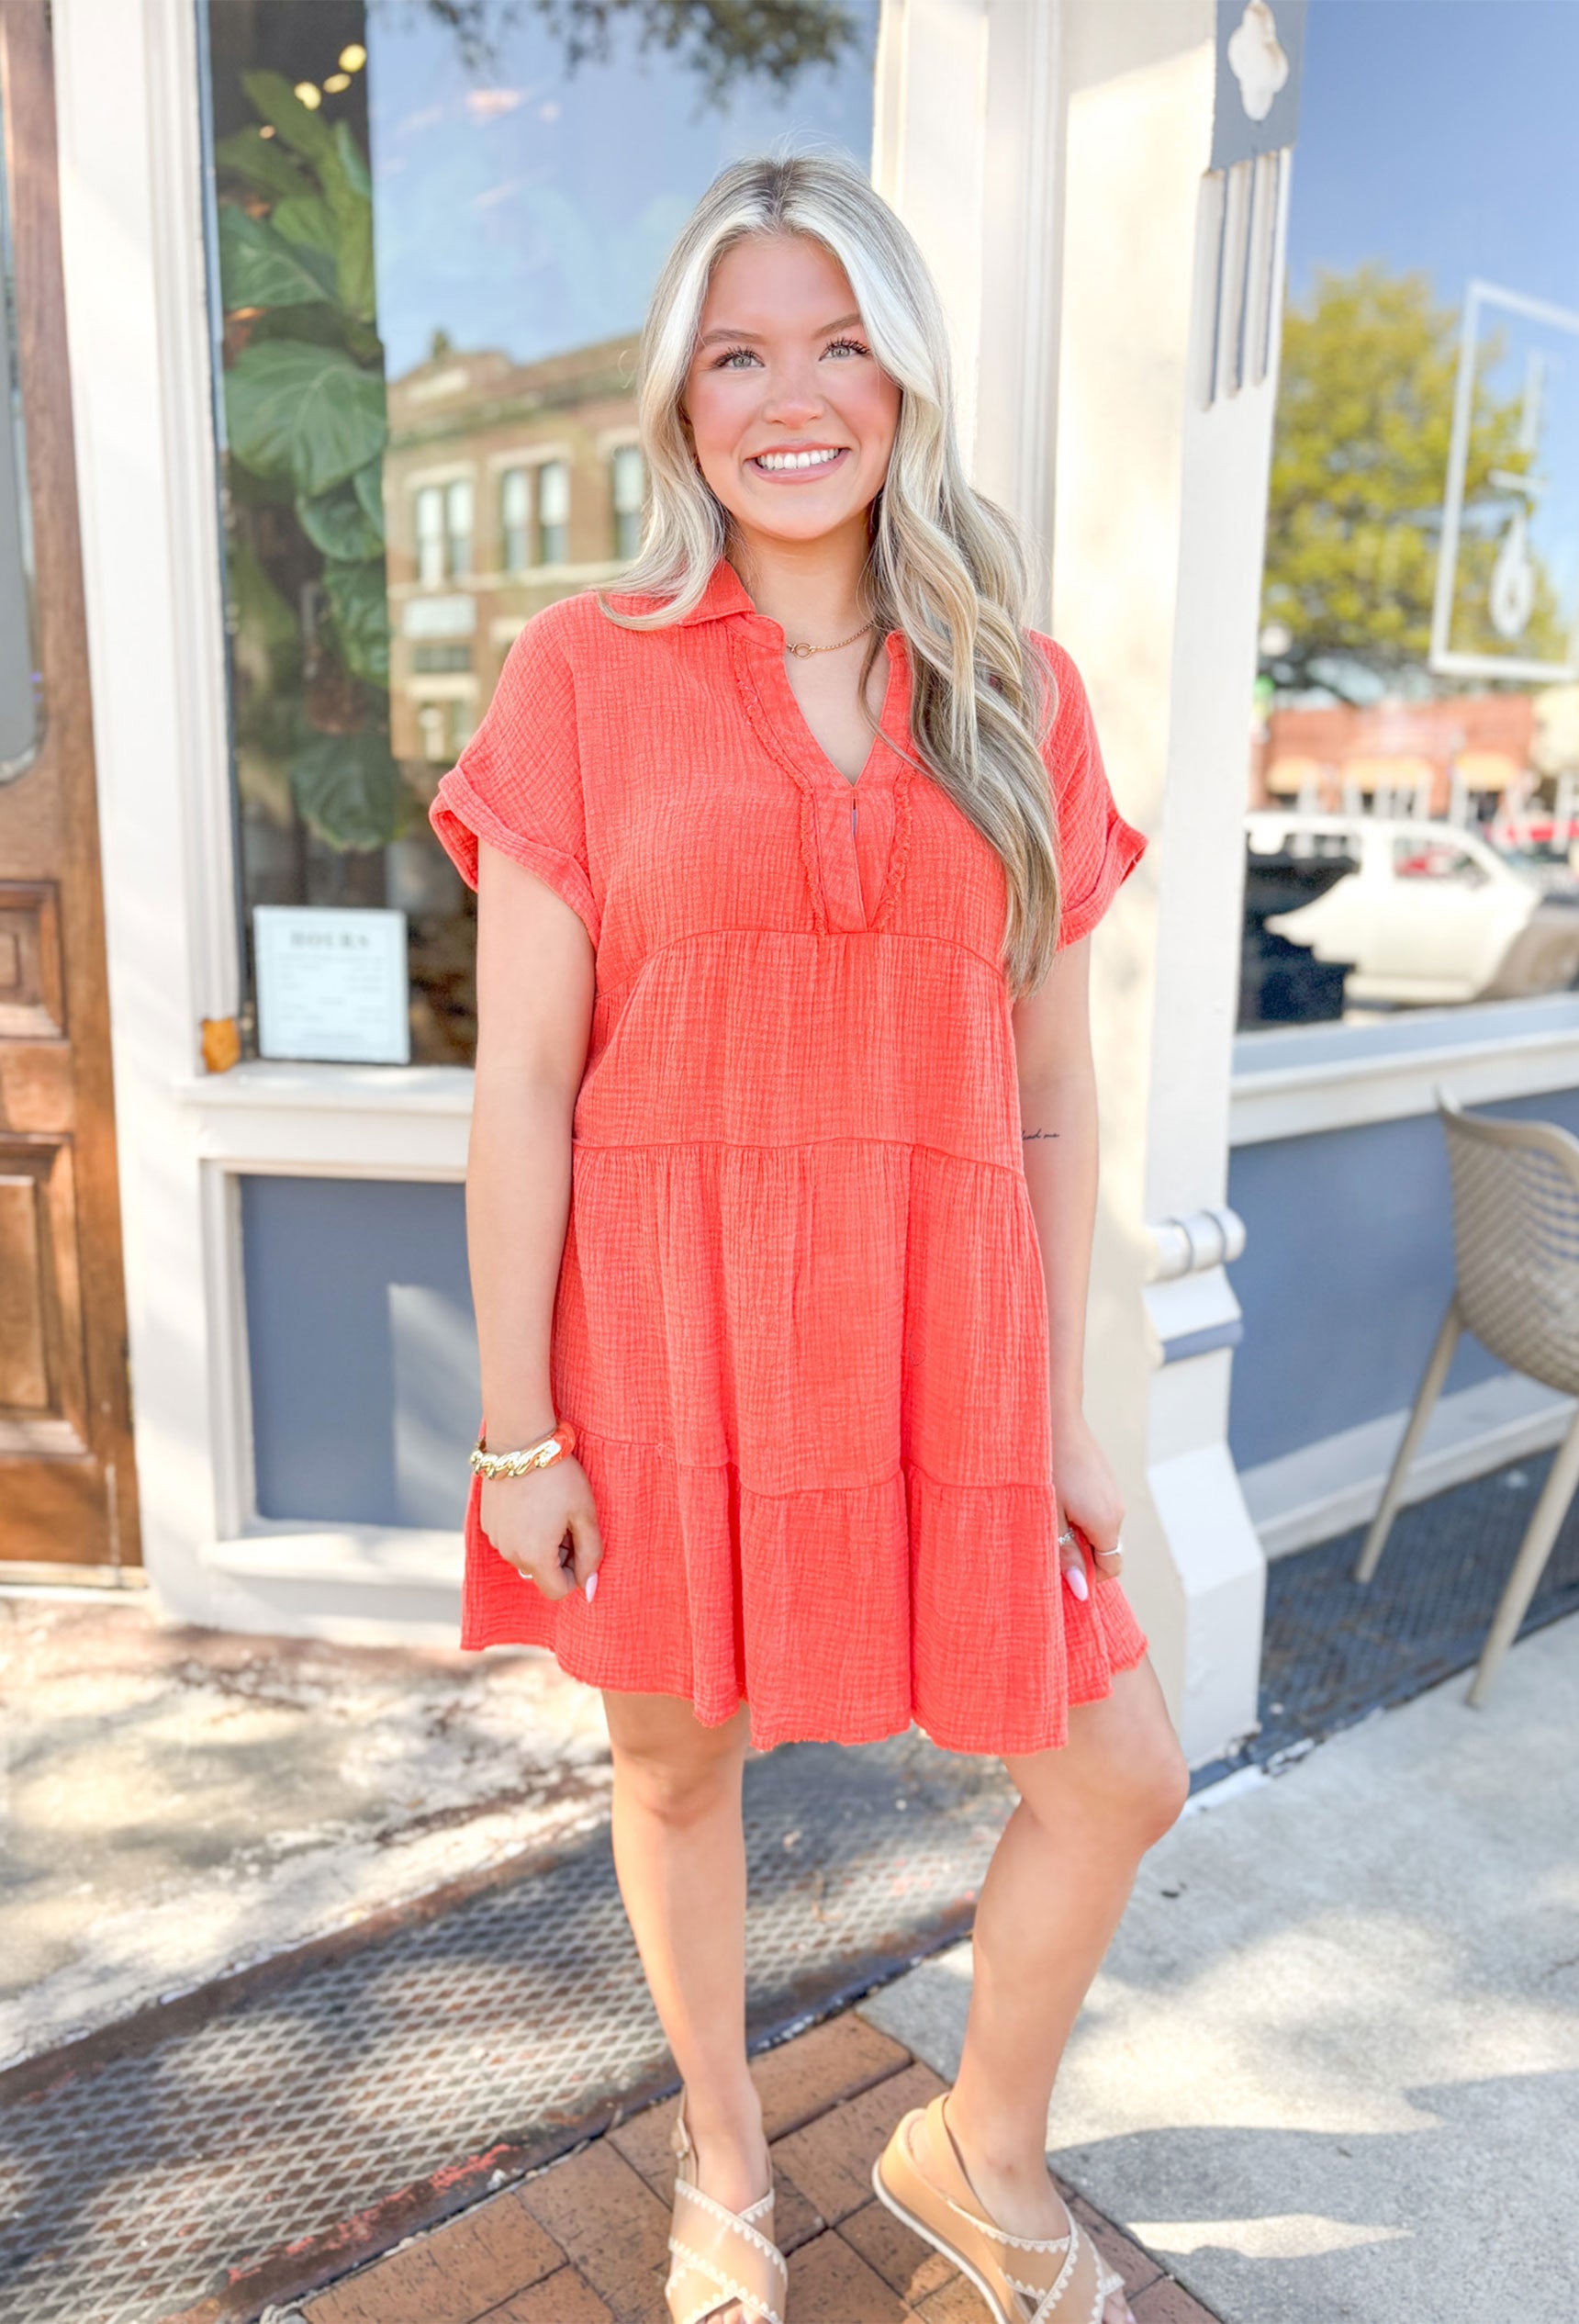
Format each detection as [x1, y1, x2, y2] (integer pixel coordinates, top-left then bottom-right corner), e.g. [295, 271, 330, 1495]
[470, 1420, 577, 1479]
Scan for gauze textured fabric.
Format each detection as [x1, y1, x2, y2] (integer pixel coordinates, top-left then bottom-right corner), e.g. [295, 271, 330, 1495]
[430, 553, 1148, 1753]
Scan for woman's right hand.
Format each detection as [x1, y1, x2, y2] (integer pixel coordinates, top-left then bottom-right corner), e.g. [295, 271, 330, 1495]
[480, 1459, 604, 1601]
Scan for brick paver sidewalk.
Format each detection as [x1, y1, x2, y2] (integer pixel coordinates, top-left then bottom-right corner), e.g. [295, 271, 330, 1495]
[299, 2015, 1216, 2323]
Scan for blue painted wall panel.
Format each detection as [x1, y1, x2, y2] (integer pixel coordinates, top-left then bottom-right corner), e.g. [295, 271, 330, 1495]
[242, 1089, 1579, 1514]
[242, 1175, 479, 1526]
[1226, 1088, 1579, 1470]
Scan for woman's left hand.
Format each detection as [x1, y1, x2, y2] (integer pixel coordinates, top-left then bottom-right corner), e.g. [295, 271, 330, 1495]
[1054, 1408, 1125, 1600]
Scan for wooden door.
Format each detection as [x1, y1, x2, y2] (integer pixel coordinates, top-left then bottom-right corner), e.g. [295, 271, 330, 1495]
[0, 0, 139, 1566]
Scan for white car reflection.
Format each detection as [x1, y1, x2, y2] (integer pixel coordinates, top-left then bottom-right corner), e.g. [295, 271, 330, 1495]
[1248, 812, 1579, 1005]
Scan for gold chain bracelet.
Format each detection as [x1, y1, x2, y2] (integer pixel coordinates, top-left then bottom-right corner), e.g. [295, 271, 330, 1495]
[470, 1420, 577, 1479]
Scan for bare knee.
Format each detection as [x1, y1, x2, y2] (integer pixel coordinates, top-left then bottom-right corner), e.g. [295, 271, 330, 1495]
[605, 1694, 748, 1829]
[1010, 1667, 1190, 1854]
[1046, 1731, 1186, 1852]
[1122, 1727, 1190, 1848]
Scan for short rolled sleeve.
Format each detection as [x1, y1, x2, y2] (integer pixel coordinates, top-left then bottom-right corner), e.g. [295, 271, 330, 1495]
[429, 609, 600, 949]
[1036, 637, 1146, 951]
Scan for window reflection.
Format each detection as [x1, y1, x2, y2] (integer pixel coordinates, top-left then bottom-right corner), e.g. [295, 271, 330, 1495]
[499, 466, 531, 573]
[205, 0, 878, 1063]
[1243, 0, 1579, 1031]
[537, 458, 571, 567]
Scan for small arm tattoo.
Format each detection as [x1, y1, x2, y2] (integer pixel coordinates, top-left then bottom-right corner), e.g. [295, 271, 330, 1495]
[1022, 1128, 1060, 1140]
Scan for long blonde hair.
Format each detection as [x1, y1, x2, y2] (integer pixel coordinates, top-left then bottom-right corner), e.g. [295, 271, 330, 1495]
[598, 152, 1062, 996]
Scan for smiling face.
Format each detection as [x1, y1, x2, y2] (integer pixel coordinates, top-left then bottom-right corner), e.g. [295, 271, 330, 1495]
[679, 231, 901, 554]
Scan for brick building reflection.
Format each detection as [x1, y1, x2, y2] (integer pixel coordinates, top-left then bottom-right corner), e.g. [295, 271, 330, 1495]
[385, 331, 644, 769]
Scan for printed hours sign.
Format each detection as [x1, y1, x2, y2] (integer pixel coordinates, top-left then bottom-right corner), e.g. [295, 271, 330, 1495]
[253, 907, 410, 1063]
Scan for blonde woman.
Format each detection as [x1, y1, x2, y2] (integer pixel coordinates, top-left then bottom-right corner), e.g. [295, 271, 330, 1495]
[431, 152, 1187, 2324]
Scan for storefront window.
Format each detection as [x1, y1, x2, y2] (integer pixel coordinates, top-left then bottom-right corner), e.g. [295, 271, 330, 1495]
[202, 0, 879, 1064]
[1243, 0, 1579, 1031]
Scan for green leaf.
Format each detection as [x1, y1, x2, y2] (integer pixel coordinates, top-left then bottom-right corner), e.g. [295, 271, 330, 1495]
[353, 457, 385, 536]
[317, 126, 376, 323]
[241, 303, 354, 353]
[297, 479, 383, 561]
[323, 557, 391, 686]
[218, 204, 337, 311]
[242, 69, 335, 166]
[241, 303, 382, 366]
[271, 191, 338, 262]
[290, 728, 413, 851]
[333, 118, 372, 203]
[224, 339, 386, 495]
[212, 127, 315, 202]
[241, 77, 376, 325]
[226, 530, 297, 656]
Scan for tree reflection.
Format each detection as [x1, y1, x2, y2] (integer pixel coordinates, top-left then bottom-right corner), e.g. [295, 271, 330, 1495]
[379, 0, 861, 94]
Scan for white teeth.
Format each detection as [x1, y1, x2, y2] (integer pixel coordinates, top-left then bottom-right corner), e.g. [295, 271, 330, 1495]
[755, 447, 842, 471]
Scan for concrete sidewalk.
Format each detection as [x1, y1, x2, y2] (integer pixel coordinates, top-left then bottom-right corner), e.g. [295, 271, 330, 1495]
[859, 1616, 1579, 2324]
[0, 1594, 610, 2064]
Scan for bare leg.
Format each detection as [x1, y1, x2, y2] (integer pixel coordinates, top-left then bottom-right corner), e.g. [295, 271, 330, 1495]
[946, 1659, 1189, 2324]
[603, 1690, 767, 2324]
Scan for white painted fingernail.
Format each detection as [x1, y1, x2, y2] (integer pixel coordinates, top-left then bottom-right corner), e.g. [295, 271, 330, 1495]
[1064, 1563, 1089, 1602]
[585, 1569, 599, 1603]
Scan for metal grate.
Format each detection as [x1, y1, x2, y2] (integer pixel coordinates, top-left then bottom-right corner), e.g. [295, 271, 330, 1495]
[1238, 1445, 1579, 1775]
[0, 1731, 1013, 2324]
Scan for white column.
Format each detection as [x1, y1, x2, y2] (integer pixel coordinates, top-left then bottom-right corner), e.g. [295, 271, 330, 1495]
[871, 0, 991, 469]
[53, 0, 239, 1620]
[876, 0, 1064, 612]
[1051, 0, 1289, 1763]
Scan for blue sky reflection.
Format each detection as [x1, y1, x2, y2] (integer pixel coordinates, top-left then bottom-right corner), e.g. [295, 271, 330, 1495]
[365, 7, 878, 379]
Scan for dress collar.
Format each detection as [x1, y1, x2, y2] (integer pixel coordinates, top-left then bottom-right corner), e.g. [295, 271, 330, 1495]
[602, 554, 753, 626]
[679, 555, 757, 624]
[610, 554, 905, 654]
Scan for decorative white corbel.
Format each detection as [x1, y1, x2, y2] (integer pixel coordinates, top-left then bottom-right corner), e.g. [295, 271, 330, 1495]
[1145, 1204, 1248, 1283]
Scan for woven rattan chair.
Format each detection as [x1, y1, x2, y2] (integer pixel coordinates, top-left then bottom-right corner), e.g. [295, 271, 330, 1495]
[1355, 1088, 1579, 1701]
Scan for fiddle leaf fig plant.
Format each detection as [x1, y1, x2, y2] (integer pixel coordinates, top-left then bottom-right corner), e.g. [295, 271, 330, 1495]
[215, 71, 405, 858]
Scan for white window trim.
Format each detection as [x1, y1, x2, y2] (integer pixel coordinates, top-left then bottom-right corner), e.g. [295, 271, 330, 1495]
[485, 441, 575, 473]
[387, 575, 485, 602]
[1230, 994, 1579, 1144]
[401, 459, 479, 494]
[187, 1079, 472, 1587]
[472, 556, 622, 595]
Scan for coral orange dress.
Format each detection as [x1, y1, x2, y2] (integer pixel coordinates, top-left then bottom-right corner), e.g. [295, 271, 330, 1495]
[430, 554, 1148, 1753]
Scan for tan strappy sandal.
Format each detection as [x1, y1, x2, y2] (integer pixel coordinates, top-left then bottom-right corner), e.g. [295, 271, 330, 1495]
[665, 2095, 790, 2324]
[872, 2091, 1127, 2324]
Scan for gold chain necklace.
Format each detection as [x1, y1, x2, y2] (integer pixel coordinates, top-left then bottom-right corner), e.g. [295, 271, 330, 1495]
[785, 622, 873, 659]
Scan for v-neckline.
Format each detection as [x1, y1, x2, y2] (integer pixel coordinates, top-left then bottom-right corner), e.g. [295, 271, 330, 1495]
[739, 622, 913, 795]
[727, 618, 919, 935]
